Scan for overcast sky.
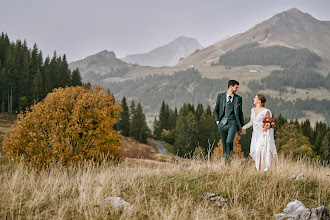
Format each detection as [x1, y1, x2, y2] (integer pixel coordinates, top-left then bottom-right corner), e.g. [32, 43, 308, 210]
[1, 0, 330, 62]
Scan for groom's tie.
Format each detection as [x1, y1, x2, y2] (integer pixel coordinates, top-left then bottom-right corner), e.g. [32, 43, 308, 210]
[228, 95, 232, 103]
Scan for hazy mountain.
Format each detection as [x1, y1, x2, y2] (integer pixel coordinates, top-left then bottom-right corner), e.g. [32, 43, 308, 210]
[121, 36, 204, 67]
[69, 50, 135, 82]
[177, 8, 330, 67]
[68, 8, 330, 125]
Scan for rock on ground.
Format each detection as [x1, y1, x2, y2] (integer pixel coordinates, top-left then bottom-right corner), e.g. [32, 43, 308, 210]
[275, 200, 329, 220]
[101, 196, 131, 210]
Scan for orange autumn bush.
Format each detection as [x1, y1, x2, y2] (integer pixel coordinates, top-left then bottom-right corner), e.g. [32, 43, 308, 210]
[212, 133, 244, 160]
[3, 85, 123, 169]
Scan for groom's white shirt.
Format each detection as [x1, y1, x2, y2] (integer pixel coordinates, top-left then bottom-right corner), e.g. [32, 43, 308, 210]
[226, 93, 234, 103]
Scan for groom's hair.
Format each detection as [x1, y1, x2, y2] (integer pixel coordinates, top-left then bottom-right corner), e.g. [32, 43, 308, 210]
[228, 80, 239, 88]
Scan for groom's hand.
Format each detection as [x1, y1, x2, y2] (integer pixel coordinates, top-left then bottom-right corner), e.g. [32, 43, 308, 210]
[240, 129, 246, 135]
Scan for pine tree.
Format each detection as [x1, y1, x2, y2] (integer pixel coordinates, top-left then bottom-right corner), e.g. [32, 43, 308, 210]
[130, 99, 135, 119]
[0, 68, 7, 112]
[300, 119, 313, 142]
[159, 101, 169, 131]
[314, 121, 328, 154]
[118, 97, 130, 136]
[71, 68, 83, 86]
[129, 103, 150, 143]
[195, 103, 203, 122]
[43, 56, 53, 93]
[174, 111, 198, 156]
[32, 68, 44, 102]
[0, 33, 75, 113]
[320, 131, 330, 162]
[60, 54, 72, 86]
[198, 111, 214, 151]
[174, 112, 189, 156]
[153, 116, 161, 139]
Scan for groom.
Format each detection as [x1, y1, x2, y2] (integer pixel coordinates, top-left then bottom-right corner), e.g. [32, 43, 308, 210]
[214, 80, 245, 168]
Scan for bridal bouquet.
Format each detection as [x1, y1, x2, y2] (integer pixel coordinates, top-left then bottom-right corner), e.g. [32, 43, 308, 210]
[263, 116, 275, 131]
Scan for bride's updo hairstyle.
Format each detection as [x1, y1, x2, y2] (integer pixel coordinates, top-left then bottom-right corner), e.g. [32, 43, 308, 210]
[257, 94, 266, 107]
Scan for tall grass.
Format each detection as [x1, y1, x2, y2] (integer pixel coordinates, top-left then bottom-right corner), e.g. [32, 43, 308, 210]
[0, 155, 329, 219]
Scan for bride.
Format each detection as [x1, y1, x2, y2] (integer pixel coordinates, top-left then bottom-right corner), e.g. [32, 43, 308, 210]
[241, 94, 278, 171]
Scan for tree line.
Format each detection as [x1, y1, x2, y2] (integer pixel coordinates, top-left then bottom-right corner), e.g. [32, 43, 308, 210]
[105, 68, 229, 113]
[246, 80, 330, 126]
[261, 68, 326, 90]
[116, 97, 151, 144]
[217, 42, 321, 69]
[153, 101, 220, 156]
[107, 68, 330, 126]
[216, 42, 329, 90]
[0, 33, 82, 113]
[116, 98, 329, 163]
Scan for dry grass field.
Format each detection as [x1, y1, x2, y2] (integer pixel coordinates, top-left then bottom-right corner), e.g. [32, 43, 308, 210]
[0, 156, 329, 219]
[0, 113, 329, 219]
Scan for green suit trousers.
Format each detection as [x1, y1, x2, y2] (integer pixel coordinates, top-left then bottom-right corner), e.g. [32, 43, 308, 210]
[219, 122, 237, 164]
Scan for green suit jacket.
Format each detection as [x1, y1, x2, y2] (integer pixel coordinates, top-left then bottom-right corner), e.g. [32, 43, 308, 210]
[214, 92, 245, 129]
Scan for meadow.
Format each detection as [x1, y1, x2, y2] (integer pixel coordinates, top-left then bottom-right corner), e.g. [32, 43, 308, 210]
[0, 113, 329, 219]
[0, 155, 329, 219]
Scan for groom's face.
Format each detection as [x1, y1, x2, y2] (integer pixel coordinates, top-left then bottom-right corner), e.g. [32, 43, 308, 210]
[231, 84, 239, 94]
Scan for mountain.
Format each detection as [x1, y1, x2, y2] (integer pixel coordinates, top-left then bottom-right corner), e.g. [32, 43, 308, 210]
[177, 8, 330, 68]
[69, 50, 135, 83]
[121, 36, 204, 67]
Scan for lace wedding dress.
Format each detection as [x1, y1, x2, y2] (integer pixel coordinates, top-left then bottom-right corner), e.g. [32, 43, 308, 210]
[242, 108, 278, 171]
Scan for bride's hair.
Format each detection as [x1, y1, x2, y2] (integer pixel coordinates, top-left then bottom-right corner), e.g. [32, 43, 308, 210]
[257, 94, 266, 107]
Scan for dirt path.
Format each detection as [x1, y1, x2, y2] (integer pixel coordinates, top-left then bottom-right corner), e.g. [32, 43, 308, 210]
[149, 140, 169, 156]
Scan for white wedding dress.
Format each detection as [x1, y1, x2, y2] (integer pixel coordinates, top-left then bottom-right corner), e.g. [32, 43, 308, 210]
[242, 108, 278, 171]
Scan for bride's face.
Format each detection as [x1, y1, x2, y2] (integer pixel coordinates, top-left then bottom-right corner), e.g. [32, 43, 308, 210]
[253, 95, 260, 105]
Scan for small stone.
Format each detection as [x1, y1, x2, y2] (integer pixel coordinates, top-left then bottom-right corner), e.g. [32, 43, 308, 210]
[248, 209, 258, 215]
[101, 196, 130, 210]
[310, 206, 330, 219]
[295, 173, 307, 181]
[275, 200, 329, 220]
[202, 192, 228, 209]
[275, 200, 309, 220]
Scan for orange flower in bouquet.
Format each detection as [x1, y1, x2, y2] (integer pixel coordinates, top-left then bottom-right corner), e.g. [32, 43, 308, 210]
[262, 116, 275, 132]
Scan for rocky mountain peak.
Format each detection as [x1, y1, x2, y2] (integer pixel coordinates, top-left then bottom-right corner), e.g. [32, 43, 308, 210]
[121, 36, 203, 67]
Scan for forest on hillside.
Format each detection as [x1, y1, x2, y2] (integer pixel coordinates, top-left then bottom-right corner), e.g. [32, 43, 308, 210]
[0, 33, 82, 113]
[107, 69, 330, 125]
[106, 68, 229, 112]
[218, 42, 321, 69]
[116, 98, 330, 163]
[216, 42, 330, 91]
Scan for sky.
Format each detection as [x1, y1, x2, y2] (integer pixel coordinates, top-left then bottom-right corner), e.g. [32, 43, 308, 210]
[1, 0, 330, 62]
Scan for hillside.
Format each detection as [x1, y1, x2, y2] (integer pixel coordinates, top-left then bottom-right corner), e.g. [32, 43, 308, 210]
[177, 8, 330, 68]
[70, 8, 330, 125]
[119, 137, 167, 160]
[121, 36, 203, 67]
[68, 50, 136, 83]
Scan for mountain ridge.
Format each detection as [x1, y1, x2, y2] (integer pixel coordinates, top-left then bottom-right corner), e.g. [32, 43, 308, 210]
[121, 36, 203, 67]
[177, 8, 330, 68]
